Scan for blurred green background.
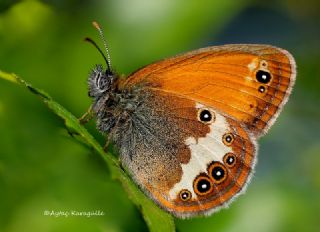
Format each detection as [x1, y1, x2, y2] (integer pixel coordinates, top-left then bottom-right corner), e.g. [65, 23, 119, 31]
[0, 0, 320, 231]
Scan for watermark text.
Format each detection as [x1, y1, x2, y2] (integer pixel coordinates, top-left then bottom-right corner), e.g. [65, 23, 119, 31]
[43, 210, 105, 218]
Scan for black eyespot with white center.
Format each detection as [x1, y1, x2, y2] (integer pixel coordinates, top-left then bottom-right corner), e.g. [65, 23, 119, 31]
[197, 179, 211, 193]
[223, 133, 234, 146]
[256, 70, 271, 84]
[179, 189, 191, 201]
[212, 166, 225, 180]
[198, 108, 215, 124]
[223, 153, 236, 168]
[193, 175, 213, 196]
[208, 162, 227, 184]
[258, 86, 266, 93]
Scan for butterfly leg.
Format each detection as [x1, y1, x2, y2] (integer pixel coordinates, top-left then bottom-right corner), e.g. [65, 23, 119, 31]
[79, 105, 94, 124]
[103, 138, 111, 152]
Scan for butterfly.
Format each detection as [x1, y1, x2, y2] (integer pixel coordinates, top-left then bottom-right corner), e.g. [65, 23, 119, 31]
[82, 22, 296, 218]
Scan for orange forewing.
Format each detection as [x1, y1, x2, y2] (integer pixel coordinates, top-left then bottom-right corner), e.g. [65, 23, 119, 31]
[123, 44, 296, 137]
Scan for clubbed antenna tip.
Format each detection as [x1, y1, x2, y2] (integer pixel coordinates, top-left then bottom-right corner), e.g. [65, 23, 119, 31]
[92, 21, 101, 31]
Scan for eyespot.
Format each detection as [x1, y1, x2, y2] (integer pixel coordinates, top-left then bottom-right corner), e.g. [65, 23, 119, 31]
[223, 153, 236, 168]
[208, 162, 227, 184]
[256, 70, 271, 84]
[198, 108, 215, 124]
[258, 85, 266, 93]
[179, 189, 192, 201]
[223, 133, 234, 146]
[193, 174, 213, 196]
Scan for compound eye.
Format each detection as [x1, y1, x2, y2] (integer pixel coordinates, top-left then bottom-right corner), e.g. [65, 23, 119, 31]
[96, 73, 107, 90]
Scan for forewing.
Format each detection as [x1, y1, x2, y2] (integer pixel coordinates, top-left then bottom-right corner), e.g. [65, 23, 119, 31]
[123, 44, 296, 137]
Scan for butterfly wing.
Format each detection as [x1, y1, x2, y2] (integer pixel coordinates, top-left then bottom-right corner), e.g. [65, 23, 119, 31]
[116, 44, 295, 217]
[116, 90, 256, 218]
[123, 44, 296, 137]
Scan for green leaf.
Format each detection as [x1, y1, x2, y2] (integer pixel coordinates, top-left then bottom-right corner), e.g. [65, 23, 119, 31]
[0, 70, 175, 232]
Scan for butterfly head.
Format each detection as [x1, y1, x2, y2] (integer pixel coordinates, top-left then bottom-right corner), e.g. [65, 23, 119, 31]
[86, 21, 117, 99]
[88, 64, 116, 98]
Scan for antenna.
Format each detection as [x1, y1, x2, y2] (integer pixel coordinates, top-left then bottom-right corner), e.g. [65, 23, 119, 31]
[92, 21, 112, 73]
[84, 37, 109, 69]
